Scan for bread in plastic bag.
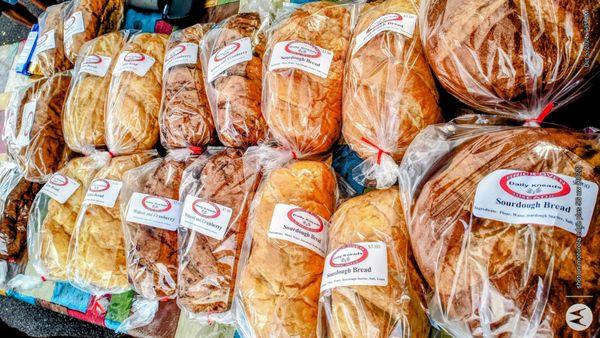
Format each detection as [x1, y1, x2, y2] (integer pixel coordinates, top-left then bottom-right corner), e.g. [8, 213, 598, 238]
[343, 0, 441, 189]
[177, 147, 260, 323]
[106, 33, 168, 156]
[201, 12, 268, 148]
[28, 153, 110, 280]
[67, 151, 157, 295]
[318, 188, 429, 338]
[6, 73, 72, 182]
[262, 2, 354, 156]
[63, 31, 128, 154]
[160, 24, 215, 150]
[398, 116, 600, 337]
[99, 0, 125, 35]
[29, 2, 73, 77]
[236, 152, 337, 338]
[421, 0, 600, 119]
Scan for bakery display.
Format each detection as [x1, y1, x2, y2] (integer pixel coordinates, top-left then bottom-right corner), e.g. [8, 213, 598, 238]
[237, 160, 336, 338]
[422, 0, 600, 118]
[160, 24, 215, 149]
[263, 2, 352, 155]
[319, 188, 429, 338]
[105, 33, 167, 156]
[202, 12, 267, 148]
[177, 148, 259, 323]
[343, 0, 441, 188]
[30, 2, 73, 77]
[63, 31, 128, 154]
[399, 120, 600, 337]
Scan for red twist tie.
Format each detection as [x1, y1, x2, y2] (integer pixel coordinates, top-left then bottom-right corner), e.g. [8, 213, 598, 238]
[160, 296, 169, 302]
[291, 150, 298, 160]
[189, 145, 203, 155]
[526, 101, 554, 124]
[7, 257, 15, 263]
[107, 151, 115, 158]
[360, 137, 390, 165]
[41, 276, 46, 282]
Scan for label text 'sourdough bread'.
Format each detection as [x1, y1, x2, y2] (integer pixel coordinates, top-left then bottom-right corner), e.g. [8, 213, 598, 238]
[63, 31, 127, 154]
[30, 3, 73, 76]
[263, 2, 352, 155]
[237, 160, 336, 337]
[105, 33, 167, 155]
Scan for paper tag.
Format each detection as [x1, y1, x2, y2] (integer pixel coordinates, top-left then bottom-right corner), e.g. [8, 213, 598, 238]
[16, 31, 38, 66]
[83, 179, 122, 208]
[207, 37, 253, 82]
[41, 173, 81, 204]
[164, 42, 198, 74]
[321, 242, 388, 291]
[64, 11, 85, 48]
[267, 203, 328, 256]
[473, 169, 598, 236]
[125, 192, 182, 231]
[180, 195, 233, 240]
[268, 40, 333, 79]
[353, 12, 417, 54]
[34, 30, 55, 55]
[15, 101, 36, 147]
[80, 55, 112, 77]
[114, 52, 155, 77]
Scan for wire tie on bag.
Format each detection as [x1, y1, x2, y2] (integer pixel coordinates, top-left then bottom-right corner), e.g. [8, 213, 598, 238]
[189, 145, 203, 155]
[291, 150, 298, 160]
[360, 137, 390, 165]
[108, 151, 115, 158]
[7, 257, 15, 263]
[160, 296, 169, 302]
[528, 101, 555, 124]
[41, 275, 46, 282]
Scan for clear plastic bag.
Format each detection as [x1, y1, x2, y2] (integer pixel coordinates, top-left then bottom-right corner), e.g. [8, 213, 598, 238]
[177, 147, 260, 324]
[160, 24, 216, 150]
[29, 2, 73, 77]
[343, 0, 441, 189]
[63, 31, 129, 154]
[234, 145, 338, 338]
[28, 153, 110, 280]
[67, 151, 157, 295]
[262, 2, 356, 156]
[105, 32, 168, 156]
[201, 12, 268, 148]
[398, 115, 600, 337]
[420, 0, 600, 120]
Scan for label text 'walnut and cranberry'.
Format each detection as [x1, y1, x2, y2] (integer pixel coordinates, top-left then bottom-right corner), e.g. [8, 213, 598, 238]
[180, 195, 233, 240]
[268, 203, 329, 257]
[207, 37, 253, 82]
[125, 192, 182, 231]
[164, 42, 198, 75]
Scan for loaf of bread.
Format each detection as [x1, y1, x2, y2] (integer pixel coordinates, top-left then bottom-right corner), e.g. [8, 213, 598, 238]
[320, 188, 429, 338]
[402, 124, 600, 336]
[98, 0, 125, 35]
[160, 24, 215, 149]
[422, 0, 599, 118]
[30, 2, 73, 76]
[63, 0, 104, 62]
[263, 2, 352, 155]
[238, 160, 336, 337]
[106, 33, 167, 155]
[63, 31, 127, 154]
[203, 13, 267, 148]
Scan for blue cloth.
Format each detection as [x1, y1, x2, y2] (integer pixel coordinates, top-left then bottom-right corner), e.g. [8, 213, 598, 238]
[2, 0, 19, 6]
[332, 145, 366, 195]
[50, 281, 92, 313]
[7, 289, 36, 305]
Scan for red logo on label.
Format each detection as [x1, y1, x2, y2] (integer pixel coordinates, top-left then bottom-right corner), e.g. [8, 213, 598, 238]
[214, 42, 240, 62]
[85, 55, 103, 64]
[284, 42, 321, 58]
[90, 179, 110, 192]
[192, 200, 221, 219]
[499, 172, 571, 200]
[142, 196, 172, 212]
[50, 174, 69, 186]
[64, 15, 76, 30]
[124, 52, 145, 62]
[287, 208, 324, 232]
[166, 44, 186, 61]
[366, 13, 403, 34]
[329, 244, 369, 268]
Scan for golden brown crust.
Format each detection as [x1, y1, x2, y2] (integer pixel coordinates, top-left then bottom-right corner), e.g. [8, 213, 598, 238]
[31, 3, 73, 76]
[63, 0, 105, 62]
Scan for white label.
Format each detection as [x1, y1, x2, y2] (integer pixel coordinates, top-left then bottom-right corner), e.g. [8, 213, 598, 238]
[267, 203, 328, 257]
[34, 30, 55, 55]
[207, 37, 253, 82]
[80, 55, 112, 77]
[268, 40, 333, 79]
[40, 173, 81, 204]
[353, 12, 417, 54]
[125, 192, 182, 231]
[64, 11, 85, 48]
[16, 31, 38, 66]
[114, 52, 155, 77]
[163, 42, 198, 74]
[83, 179, 122, 208]
[180, 195, 233, 240]
[15, 101, 36, 147]
[473, 170, 598, 237]
[321, 242, 388, 291]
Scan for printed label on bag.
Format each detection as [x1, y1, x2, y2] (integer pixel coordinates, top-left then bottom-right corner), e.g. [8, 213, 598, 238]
[321, 242, 388, 291]
[80, 55, 112, 77]
[64, 11, 85, 48]
[164, 42, 198, 74]
[180, 195, 233, 240]
[83, 179, 122, 208]
[41, 173, 81, 204]
[34, 30, 55, 55]
[353, 12, 417, 53]
[268, 40, 333, 79]
[268, 203, 328, 256]
[114, 52, 155, 77]
[16, 31, 38, 66]
[125, 192, 182, 231]
[473, 169, 598, 236]
[15, 101, 36, 147]
[207, 37, 253, 82]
